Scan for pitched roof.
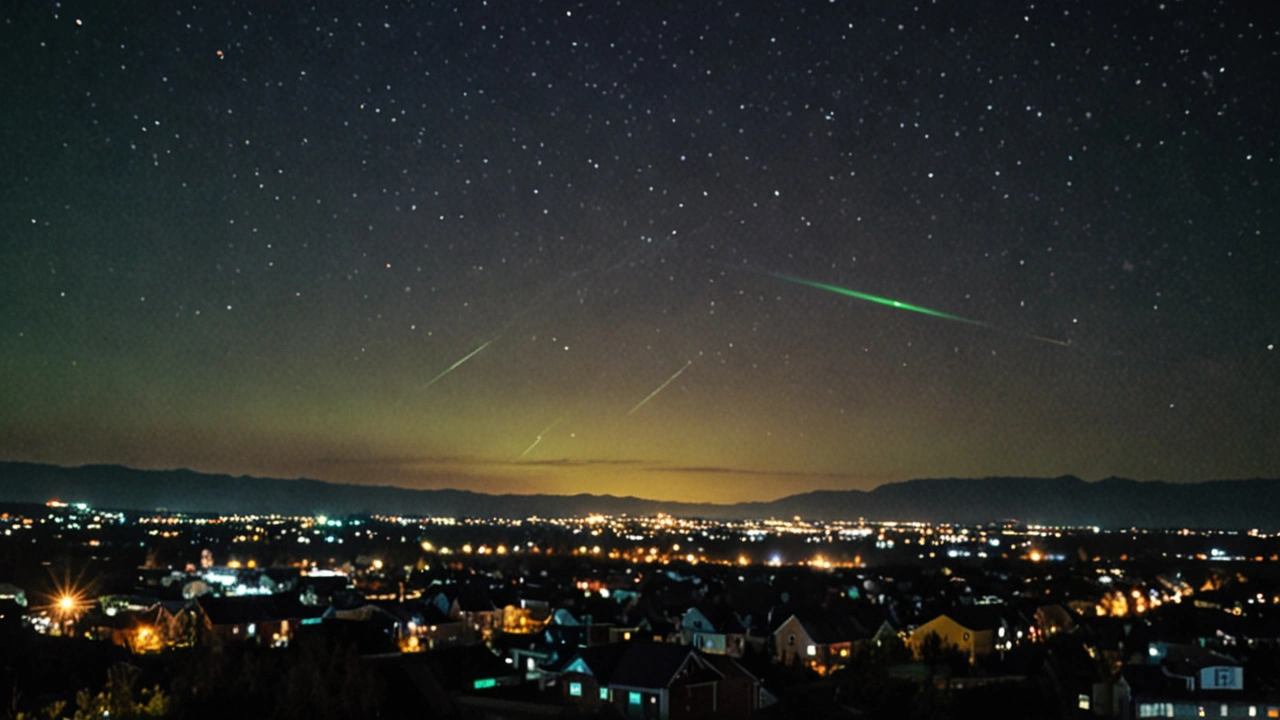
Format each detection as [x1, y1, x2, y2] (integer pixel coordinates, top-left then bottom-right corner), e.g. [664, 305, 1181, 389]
[790, 609, 870, 645]
[685, 604, 745, 634]
[943, 606, 1011, 633]
[703, 653, 759, 682]
[568, 642, 723, 690]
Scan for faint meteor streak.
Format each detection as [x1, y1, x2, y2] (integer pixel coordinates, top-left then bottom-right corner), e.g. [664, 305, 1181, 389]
[421, 337, 495, 390]
[518, 415, 566, 459]
[1028, 334, 1072, 347]
[627, 360, 693, 416]
[769, 272, 988, 326]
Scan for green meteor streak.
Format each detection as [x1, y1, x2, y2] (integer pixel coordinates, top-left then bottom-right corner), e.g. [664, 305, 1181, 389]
[770, 273, 987, 327]
[421, 337, 496, 390]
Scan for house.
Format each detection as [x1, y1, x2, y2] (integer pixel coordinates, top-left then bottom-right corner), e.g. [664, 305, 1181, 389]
[848, 602, 903, 648]
[1114, 653, 1279, 720]
[679, 605, 748, 656]
[773, 610, 869, 674]
[501, 602, 551, 635]
[909, 607, 1018, 662]
[702, 653, 766, 717]
[448, 584, 504, 641]
[197, 594, 321, 646]
[560, 641, 755, 719]
[84, 599, 204, 652]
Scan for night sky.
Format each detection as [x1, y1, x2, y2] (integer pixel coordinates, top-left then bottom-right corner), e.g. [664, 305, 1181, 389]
[2, 2, 1277, 503]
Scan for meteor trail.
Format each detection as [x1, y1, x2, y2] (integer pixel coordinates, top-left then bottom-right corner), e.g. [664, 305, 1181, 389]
[1028, 334, 1072, 347]
[518, 415, 567, 460]
[769, 273, 987, 326]
[421, 338, 495, 390]
[761, 271, 1075, 347]
[628, 360, 693, 416]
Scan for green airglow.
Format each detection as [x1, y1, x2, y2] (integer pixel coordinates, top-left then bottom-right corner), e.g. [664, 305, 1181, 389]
[770, 273, 987, 327]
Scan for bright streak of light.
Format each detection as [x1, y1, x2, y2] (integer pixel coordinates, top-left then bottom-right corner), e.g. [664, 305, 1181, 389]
[769, 273, 987, 326]
[421, 337, 496, 390]
[627, 360, 693, 416]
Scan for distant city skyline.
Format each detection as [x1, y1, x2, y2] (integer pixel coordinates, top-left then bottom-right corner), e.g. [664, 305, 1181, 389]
[4, 463, 1278, 532]
[1, 3, 1276, 502]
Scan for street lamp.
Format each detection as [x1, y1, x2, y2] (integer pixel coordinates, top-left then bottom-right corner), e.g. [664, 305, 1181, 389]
[54, 592, 84, 636]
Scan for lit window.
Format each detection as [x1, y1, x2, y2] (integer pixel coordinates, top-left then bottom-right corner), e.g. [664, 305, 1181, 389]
[599, 688, 609, 700]
[247, 623, 256, 637]
[569, 682, 582, 697]
[623, 631, 631, 641]
[806, 644, 817, 657]
[629, 692, 641, 706]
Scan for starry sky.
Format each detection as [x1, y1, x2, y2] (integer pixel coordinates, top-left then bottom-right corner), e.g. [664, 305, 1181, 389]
[1, 1, 1277, 504]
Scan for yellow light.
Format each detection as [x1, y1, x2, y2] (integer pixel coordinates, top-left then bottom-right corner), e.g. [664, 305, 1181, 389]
[59, 596, 74, 612]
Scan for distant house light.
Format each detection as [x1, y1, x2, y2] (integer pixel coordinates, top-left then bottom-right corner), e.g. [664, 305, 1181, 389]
[806, 644, 817, 657]
[473, 678, 497, 690]
[629, 692, 642, 705]
[599, 688, 609, 700]
[569, 682, 582, 697]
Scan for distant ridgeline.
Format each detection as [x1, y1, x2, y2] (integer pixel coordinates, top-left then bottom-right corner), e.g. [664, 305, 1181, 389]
[0, 461, 1276, 530]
